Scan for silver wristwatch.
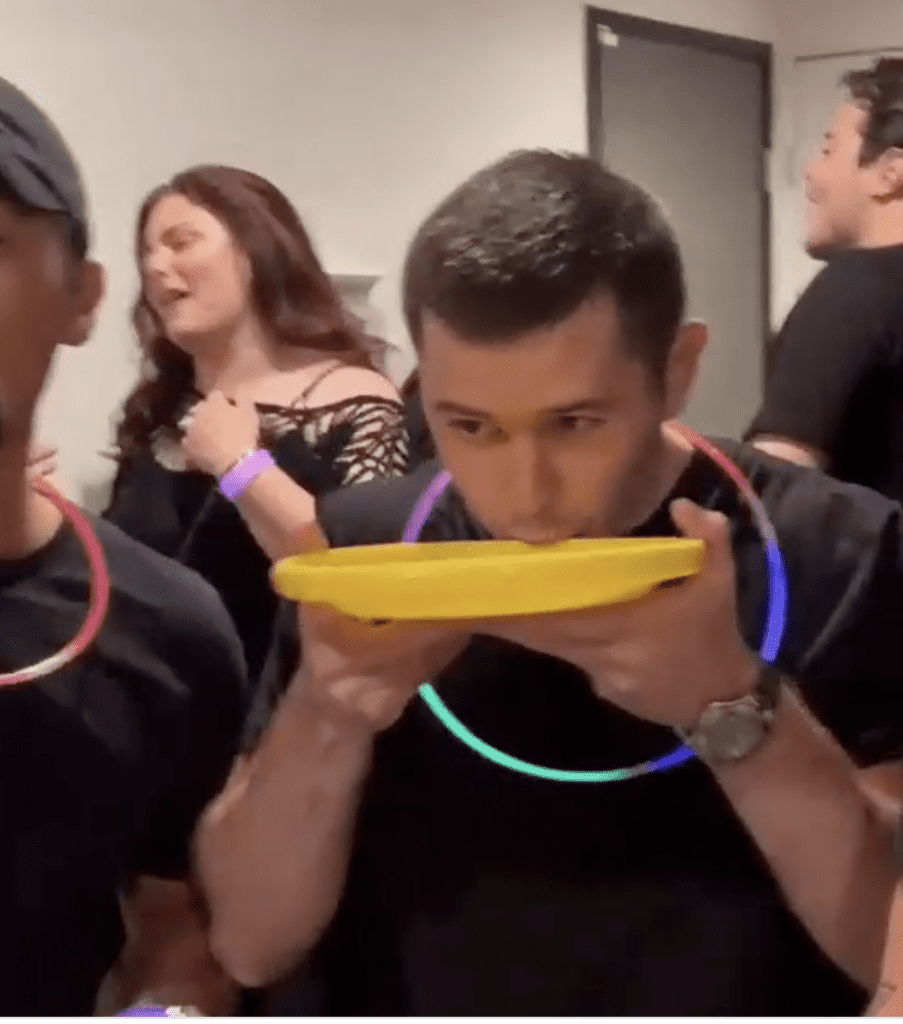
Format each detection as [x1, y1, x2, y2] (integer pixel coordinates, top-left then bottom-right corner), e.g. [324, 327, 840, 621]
[675, 662, 782, 766]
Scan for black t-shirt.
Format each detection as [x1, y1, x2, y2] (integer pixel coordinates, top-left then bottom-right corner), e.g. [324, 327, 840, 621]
[749, 245, 903, 503]
[0, 517, 248, 1015]
[250, 444, 903, 1015]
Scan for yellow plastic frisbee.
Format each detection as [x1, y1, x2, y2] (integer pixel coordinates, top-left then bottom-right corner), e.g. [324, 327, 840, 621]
[271, 537, 705, 620]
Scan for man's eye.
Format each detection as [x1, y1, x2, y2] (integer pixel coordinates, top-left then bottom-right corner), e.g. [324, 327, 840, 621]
[552, 415, 605, 434]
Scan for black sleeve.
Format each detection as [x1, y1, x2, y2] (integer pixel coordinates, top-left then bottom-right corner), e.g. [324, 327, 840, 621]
[103, 451, 160, 526]
[129, 583, 250, 880]
[103, 451, 187, 560]
[240, 601, 300, 754]
[748, 264, 889, 453]
[315, 459, 442, 548]
[780, 482, 903, 767]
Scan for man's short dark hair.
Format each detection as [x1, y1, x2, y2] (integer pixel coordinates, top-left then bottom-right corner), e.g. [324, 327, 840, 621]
[843, 58, 903, 165]
[402, 150, 686, 378]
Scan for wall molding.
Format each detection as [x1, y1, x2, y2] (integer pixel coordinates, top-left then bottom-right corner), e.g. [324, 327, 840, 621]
[330, 272, 381, 306]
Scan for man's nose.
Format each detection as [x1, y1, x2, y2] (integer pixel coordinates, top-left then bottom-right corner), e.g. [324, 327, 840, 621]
[504, 439, 556, 523]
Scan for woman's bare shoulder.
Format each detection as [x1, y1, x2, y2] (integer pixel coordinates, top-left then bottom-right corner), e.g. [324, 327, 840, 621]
[253, 360, 400, 409]
[306, 364, 401, 408]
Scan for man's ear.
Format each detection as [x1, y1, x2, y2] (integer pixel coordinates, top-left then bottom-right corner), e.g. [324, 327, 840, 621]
[60, 260, 105, 349]
[871, 147, 903, 200]
[663, 320, 708, 419]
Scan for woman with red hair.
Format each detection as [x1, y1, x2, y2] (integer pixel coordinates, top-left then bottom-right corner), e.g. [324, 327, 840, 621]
[104, 166, 408, 684]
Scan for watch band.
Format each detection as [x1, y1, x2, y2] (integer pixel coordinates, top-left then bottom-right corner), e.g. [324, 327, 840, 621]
[219, 448, 276, 501]
[749, 660, 783, 712]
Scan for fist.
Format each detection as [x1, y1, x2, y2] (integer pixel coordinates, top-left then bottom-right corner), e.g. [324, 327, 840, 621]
[293, 522, 473, 733]
[181, 391, 261, 478]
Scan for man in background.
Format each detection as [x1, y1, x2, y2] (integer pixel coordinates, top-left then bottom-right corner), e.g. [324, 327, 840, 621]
[748, 55, 903, 835]
[749, 58, 903, 499]
[0, 76, 247, 1014]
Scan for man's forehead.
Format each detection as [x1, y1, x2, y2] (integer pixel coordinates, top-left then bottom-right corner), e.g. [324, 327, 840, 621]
[432, 393, 615, 416]
[419, 318, 642, 419]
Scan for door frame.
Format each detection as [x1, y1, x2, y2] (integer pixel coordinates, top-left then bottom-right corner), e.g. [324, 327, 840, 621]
[584, 8, 774, 379]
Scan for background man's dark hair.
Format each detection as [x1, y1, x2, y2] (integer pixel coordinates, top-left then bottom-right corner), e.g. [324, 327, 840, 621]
[402, 149, 686, 379]
[843, 58, 903, 165]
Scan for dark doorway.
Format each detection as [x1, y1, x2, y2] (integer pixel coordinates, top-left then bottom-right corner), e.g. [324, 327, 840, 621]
[586, 9, 772, 439]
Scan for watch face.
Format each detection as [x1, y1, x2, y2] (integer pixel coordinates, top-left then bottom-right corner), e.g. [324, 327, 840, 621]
[696, 699, 767, 763]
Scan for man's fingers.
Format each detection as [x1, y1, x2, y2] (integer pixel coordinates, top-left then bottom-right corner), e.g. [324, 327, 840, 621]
[670, 498, 733, 574]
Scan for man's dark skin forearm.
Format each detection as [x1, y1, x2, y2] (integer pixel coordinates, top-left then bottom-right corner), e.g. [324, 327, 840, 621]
[195, 671, 375, 988]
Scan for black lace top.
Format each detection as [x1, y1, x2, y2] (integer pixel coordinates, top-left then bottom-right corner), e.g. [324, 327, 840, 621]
[104, 390, 409, 683]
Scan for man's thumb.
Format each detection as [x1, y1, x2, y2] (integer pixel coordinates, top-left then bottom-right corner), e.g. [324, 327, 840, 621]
[670, 498, 730, 550]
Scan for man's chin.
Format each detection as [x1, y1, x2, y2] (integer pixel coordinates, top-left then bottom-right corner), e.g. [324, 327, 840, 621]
[804, 237, 839, 262]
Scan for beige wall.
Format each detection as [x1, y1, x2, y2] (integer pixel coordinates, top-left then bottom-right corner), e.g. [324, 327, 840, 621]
[3, 0, 780, 504]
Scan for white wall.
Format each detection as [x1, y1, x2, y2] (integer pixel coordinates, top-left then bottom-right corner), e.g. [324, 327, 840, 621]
[1, 0, 778, 505]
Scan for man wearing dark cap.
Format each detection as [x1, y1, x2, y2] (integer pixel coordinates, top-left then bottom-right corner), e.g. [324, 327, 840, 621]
[0, 78, 247, 1014]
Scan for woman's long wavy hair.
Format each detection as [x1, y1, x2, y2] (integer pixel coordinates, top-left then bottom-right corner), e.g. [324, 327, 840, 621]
[112, 165, 384, 464]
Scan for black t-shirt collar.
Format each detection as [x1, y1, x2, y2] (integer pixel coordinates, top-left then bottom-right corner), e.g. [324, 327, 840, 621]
[0, 522, 78, 588]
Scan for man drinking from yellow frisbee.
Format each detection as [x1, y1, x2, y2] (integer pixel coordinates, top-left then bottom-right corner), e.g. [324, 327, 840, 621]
[197, 151, 903, 1016]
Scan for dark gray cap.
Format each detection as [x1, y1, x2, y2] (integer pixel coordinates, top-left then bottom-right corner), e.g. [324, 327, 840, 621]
[0, 76, 88, 253]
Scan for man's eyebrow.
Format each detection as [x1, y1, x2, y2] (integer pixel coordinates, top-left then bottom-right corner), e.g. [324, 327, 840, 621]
[433, 398, 613, 417]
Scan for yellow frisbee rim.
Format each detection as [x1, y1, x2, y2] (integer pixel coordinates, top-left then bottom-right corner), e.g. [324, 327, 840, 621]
[271, 537, 705, 620]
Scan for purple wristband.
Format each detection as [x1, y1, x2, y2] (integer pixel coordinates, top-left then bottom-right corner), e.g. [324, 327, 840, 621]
[219, 449, 276, 501]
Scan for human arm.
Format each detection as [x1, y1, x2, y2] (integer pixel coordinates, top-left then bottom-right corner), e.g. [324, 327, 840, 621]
[711, 684, 896, 992]
[751, 436, 826, 469]
[194, 523, 471, 989]
[194, 673, 377, 990]
[479, 498, 902, 996]
[182, 371, 407, 562]
[868, 870, 903, 1015]
[747, 266, 888, 469]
